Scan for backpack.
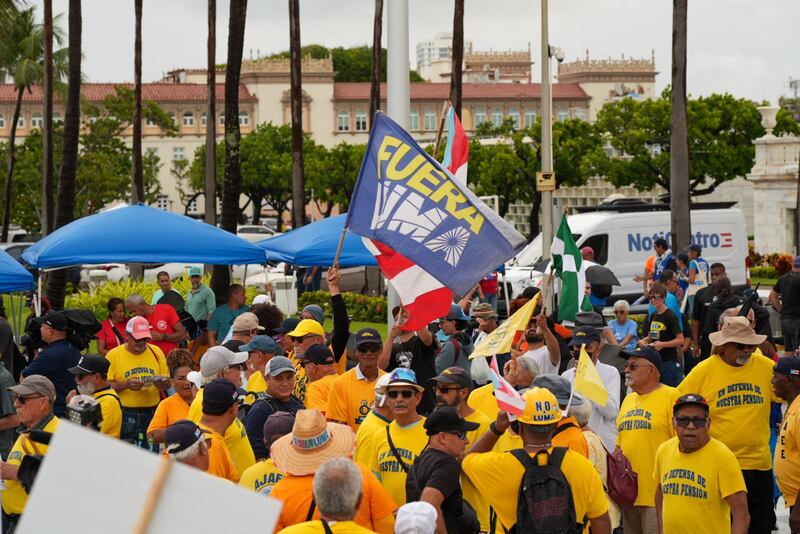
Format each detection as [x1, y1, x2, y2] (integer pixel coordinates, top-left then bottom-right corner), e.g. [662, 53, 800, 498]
[509, 447, 583, 534]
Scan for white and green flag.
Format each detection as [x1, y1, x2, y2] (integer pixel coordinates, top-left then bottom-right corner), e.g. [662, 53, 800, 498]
[551, 217, 593, 322]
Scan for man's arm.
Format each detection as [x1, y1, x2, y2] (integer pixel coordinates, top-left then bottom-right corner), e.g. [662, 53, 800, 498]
[165, 314, 186, 342]
[655, 485, 664, 533]
[769, 289, 782, 313]
[468, 412, 509, 454]
[419, 487, 447, 534]
[587, 513, 611, 534]
[0, 414, 19, 431]
[725, 491, 750, 534]
[379, 324, 401, 370]
[537, 314, 560, 367]
[327, 267, 351, 361]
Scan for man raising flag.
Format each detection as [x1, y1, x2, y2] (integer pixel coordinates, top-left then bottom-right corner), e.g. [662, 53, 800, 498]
[551, 217, 593, 323]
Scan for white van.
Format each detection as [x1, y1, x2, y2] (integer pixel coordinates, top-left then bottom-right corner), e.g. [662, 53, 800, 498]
[504, 202, 748, 301]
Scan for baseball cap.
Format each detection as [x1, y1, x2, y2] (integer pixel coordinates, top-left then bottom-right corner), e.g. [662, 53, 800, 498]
[286, 319, 325, 338]
[300, 344, 335, 365]
[775, 357, 800, 377]
[8, 374, 56, 402]
[673, 393, 709, 414]
[239, 335, 281, 355]
[430, 367, 472, 390]
[68, 355, 111, 376]
[386, 368, 425, 392]
[354, 327, 382, 347]
[202, 378, 239, 415]
[568, 326, 601, 347]
[42, 311, 68, 331]
[471, 303, 496, 318]
[580, 246, 594, 257]
[251, 294, 271, 305]
[188, 266, 203, 277]
[424, 406, 480, 436]
[374, 373, 392, 407]
[199, 346, 249, 377]
[619, 346, 662, 373]
[517, 387, 562, 426]
[521, 286, 540, 299]
[275, 317, 301, 335]
[126, 316, 152, 340]
[265, 355, 297, 377]
[263, 411, 296, 445]
[687, 244, 702, 254]
[395, 502, 437, 534]
[165, 419, 209, 454]
[443, 304, 470, 322]
[231, 312, 265, 333]
[532, 374, 584, 407]
[574, 311, 605, 328]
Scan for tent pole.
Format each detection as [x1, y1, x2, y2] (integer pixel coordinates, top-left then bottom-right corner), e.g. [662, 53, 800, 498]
[16, 292, 23, 342]
[36, 276, 42, 317]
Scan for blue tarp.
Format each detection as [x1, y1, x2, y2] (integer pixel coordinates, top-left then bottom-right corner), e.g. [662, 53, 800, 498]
[22, 205, 267, 268]
[0, 249, 33, 292]
[255, 214, 377, 268]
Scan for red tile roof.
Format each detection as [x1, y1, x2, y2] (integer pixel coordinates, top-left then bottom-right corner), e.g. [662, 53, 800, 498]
[0, 83, 255, 103]
[334, 82, 589, 101]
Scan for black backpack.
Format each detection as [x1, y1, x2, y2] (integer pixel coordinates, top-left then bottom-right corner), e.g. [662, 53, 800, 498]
[509, 447, 583, 534]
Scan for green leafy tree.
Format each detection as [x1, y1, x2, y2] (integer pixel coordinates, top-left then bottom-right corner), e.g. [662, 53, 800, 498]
[306, 142, 365, 216]
[269, 44, 423, 82]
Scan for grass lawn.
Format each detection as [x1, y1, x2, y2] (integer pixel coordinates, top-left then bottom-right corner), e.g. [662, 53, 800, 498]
[750, 277, 777, 289]
[324, 319, 387, 340]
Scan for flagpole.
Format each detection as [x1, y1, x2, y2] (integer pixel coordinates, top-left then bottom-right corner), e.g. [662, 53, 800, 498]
[433, 100, 451, 161]
[332, 227, 347, 269]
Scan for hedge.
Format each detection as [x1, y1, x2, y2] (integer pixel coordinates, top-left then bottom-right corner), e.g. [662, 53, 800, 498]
[298, 291, 387, 323]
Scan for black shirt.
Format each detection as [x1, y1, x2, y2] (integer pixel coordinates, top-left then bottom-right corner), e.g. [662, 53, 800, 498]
[774, 272, 800, 320]
[389, 336, 438, 414]
[644, 309, 681, 362]
[406, 448, 464, 533]
[21, 339, 81, 417]
[243, 394, 304, 459]
[223, 339, 246, 352]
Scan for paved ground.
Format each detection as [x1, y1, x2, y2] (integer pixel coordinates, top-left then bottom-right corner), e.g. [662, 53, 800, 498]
[777, 497, 790, 533]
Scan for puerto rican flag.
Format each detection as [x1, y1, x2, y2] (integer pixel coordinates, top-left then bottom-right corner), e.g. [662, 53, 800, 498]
[489, 355, 525, 415]
[441, 106, 469, 186]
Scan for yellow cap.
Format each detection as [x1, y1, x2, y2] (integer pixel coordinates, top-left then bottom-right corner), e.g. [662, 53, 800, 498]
[517, 387, 562, 426]
[286, 319, 325, 338]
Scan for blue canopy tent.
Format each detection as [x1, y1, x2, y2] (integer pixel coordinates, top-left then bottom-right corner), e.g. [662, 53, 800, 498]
[22, 204, 267, 268]
[0, 249, 34, 292]
[255, 214, 377, 268]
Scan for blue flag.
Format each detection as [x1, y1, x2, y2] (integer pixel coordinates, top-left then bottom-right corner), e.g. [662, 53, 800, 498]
[345, 112, 527, 296]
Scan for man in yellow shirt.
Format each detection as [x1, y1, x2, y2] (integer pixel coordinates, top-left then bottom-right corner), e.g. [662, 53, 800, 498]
[197, 379, 242, 482]
[240, 335, 281, 403]
[107, 316, 170, 446]
[679, 316, 774, 532]
[67, 355, 122, 438]
[328, 328, 386, 432]
[0, 375, 60, 527]
[353, 374, 393, 466]
[302, 344, 338, 414]
[615, 346, 678, 534]
[239, 411, 294, 496]
[462, 387, 611, 533]
[286, 319, 326, 403]
[772, 356, 800, 531]
[654, 394, 749, 534]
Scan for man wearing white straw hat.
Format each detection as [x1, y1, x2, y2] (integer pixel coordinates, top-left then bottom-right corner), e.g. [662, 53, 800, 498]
[680, 315, 776, 534]
[270, 409, 397, 533]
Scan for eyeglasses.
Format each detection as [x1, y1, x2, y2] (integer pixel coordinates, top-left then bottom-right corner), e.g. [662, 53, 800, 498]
[386, 390, 415, 399]
[15, 395, 44, 405]
[674, 416, 709, 428]
[443, 430, 467, 440]
[290, 335, 315, 343]
[614, 310, 626, 315]
[734, 343, 756, 350]
[651, 295, 664, 301]
[357, 343, 382, 353]
[625, 363, 652, 371]
[435, 386, 464, 394]
[226, 363, 246, 371]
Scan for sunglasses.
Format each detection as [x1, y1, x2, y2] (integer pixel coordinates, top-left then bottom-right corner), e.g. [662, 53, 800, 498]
[436, 386, 464, 394]
[386, 390, 415, 399]
[651, 295, 664, 301]
[443, 430, 467, 440]
[625, 363, 651, 371]
[15, 395, 44, 405]
[357, 343, 382, 353]
[614, 310, 626, 315]
[226, 363, 246, 371]
[734, 343, 756, 350]
[290, 335, 316, 343]
[674, 416, 708, 428]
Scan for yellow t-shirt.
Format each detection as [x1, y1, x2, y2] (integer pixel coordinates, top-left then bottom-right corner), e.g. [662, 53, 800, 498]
[147, 393, 191, 436]
[462, 447, 609, 532]
[368, 418, 428, 506]
[776, 395, 800, 506]
[93, 387, 122, 438]
[554, 416, 589, 458]
[287, 351, 309, 403]
[2, 416, 60, 515]
[615, 384, 679, 507]
[462, 410, 492, 532]
[244, 371, 267, 405]
[327, 367, 386, 432]
[196, 422, 239, 483]
[279, 520, 378, 534]
[106, 343, 169, 408]
[353, 411, 392, 466]
[188, 388, 256, 475]
[306, 373, 338, 415]
[654, 437, 747, 534]
[679, 353, 776, 470]
[239, 457, 284, 497]
[468, 383, 499, 420]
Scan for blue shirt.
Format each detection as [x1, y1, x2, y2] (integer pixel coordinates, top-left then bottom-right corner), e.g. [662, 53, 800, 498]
[648, 293, 684, 331]
[689, 258, 710, 287]
[22, 339, 81, 416]
[610, 319, 638, 351]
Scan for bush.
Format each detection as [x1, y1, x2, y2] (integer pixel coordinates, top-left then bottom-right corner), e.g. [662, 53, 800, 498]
[771, 253, 794, 276]
[750, 266, 778, 279]
[298, 291, 387, 323]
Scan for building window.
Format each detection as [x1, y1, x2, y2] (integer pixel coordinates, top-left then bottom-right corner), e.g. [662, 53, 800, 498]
[0, 114, 4, 128]
[337, 111, 350, 132]
[182, 112, 195, 127]
[238, 111, 249, 126]
[574, 107, 587, 120]
[424, 110, 436, 131]
[168, 112, 176, 124]
[524, 109, 536, 128]
[410, 111, 419, 131]
[187, 198, 198, 214]
[155, 195, 169, 211]
[355, 111, 368, 132]
[474, 109, 486, 126]
[172, 147, 185, 161]
[219, 114, 225, 125]
[145, 117, 157, 126]
[201, 112, 207, 127]
[438, 47, 449, 58]
[508, 109, 521, 130]
[53, 112, 62, 124]
[16, 116, 24, 128]
[492, 109, 503, 127]
[557, 109, 569, 122]
[31, 113, 43, 128]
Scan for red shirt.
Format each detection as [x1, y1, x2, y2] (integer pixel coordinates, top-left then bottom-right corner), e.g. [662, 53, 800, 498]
[97, 318, 128, 352]
[146, 304, 180, 355]
[479, 272, 499, 295]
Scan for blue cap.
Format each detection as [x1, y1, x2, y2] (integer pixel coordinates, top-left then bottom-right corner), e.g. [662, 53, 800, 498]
[165, 419, 209, 454]
[443, 304, 470, 322]
[775, 356, 800, 377]
[619, 346, 662, 372]
[240, 335, 282, 355]
[188, 266, 203, 277]
[275, 317, 301, 334]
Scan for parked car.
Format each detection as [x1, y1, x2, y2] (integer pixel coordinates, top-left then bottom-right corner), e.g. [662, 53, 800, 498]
[237, 225, 279, 243]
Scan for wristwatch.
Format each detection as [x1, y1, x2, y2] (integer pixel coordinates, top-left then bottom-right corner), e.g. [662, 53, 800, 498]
[489, 422, 503, 436]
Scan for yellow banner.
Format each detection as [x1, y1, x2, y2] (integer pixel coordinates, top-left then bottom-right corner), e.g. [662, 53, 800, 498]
[470, 293, 540, 359]
[574, 345, 608, 407]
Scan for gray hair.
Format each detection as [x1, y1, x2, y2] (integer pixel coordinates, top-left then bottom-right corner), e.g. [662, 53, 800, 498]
[171, 438, 207, 462]
[200, 373, 220, 386]
[570, 400, 592, 427]
[126, 294, 145, 306]
[613, 300, 630, 312]
[517, 355, 540, 377]
[313, 458, 363, 520]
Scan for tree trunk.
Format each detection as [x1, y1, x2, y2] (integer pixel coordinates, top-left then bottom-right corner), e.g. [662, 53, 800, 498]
[131, 0, 144, 203]
[41, 0, 54, 234]
[369, 0, 383, 128]
[669, 0, 691, 252]
[205, 0, 217, 226]
[450, 0, 464, 118]
[45, 0, 81, 310]
[528, 192, 542, 241]
[251, 197, 262, 225]
[289, 0, 306, 230]
[211, 0, 247, 302]
[1, 89, 23, 242]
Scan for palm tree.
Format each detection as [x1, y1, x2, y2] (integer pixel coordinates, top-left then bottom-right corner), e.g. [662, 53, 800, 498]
[670, 0, 691, 251]
[204, 0, 216, 226]
[131, 0, 143, 203]
[369, 0, 382, 128]
[450, 0, 464, 117]
[45, 0, 80, 309]
[42, 0, 54, 234]
[289, 0, 305, 229]
[0, 7, 66, 241]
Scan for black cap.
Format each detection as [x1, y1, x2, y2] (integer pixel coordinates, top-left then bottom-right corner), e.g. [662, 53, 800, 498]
[521, 287, 540, 299]
[575, 311, 605, 328]
[301, 344, 335, 365]
[68, 355, 110, 376]
[355, 327, 382, 346]
[263, 411, 295, 445]
[775, 356, 800, 377]
[673, 393, 709, 414]
[687, 244, 702, 254]
[43, 311, 68, 331]
[568, 326, 601, 347]
[202, 378, 239, 415]
[275, 317, 301, 334]
[619, 346, 662, 372]
[165, 419, 210, 454]
[424, 406, 480, 436]
[430, 367, 472, 389]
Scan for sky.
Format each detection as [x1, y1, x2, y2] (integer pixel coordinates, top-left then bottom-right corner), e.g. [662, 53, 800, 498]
[34, 0, 799, 106]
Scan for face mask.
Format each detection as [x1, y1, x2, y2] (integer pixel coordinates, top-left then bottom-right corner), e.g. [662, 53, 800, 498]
[77, 382, 95, 396]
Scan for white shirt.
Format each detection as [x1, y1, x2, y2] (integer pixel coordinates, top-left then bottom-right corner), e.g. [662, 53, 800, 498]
[561, 361, 621, 451]
[522, 346, 560, 376]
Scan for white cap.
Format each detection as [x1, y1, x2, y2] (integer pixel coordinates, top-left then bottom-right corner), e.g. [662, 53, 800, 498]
[252, 294, 271, 305]
[395, 502, 437, 534]
[199, 346, 249, 377]
[374, 373, 392, 407]
[186, 371, 203, 390]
